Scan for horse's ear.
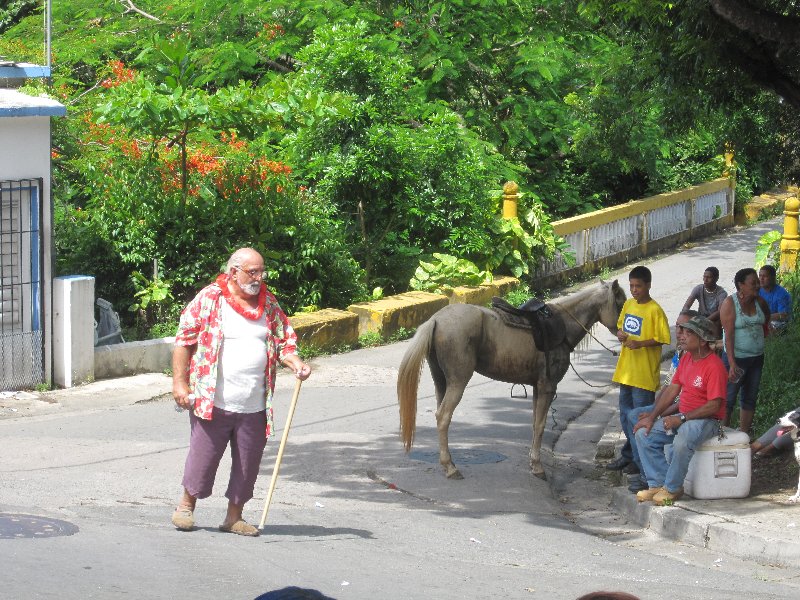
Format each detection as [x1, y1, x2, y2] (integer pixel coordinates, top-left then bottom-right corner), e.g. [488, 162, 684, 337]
[611, 279, 620, 290]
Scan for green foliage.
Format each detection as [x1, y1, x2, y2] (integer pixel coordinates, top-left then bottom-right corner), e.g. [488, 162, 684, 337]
[149, 321, 179, 340]
[756, 264, 800, 434]
[285, 21, 520, 292]
[3, 0, 796, 323]
[757, 321, 800, 435]
[0, 0, 37, 35]
[357, 326, 414, 348]
[409, 253, 490, 293]
[503, 283, 535, 308]
[128, 270, 175, 337]
[129, 271, 173, 313]
[755, 231, 782, 269]
[356, 331, 384, 349]
[485, 198, 576, 277]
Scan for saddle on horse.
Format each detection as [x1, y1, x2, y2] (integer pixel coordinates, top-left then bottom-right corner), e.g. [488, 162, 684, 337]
[491, 296, 567, 352]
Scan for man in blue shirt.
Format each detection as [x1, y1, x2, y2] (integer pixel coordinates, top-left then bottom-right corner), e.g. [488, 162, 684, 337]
[759, 265, 792, 332]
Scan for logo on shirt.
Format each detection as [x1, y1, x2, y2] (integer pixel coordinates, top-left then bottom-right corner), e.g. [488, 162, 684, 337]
[623, 314, 643, 336]
[693, 376, 703, 388]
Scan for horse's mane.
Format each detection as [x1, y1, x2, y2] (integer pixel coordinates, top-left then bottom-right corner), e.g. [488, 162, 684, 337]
[549, 280, 622, 358]
[548, 280, 610, 307]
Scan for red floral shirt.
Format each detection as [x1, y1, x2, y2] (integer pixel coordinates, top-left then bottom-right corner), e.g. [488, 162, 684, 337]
[174, 275, 298, 436]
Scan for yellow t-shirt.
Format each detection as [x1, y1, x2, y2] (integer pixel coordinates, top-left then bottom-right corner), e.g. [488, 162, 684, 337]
[612, 297, 671, 391]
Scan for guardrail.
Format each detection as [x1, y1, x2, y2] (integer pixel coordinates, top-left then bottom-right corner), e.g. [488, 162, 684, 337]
[534, 178, 735, 287]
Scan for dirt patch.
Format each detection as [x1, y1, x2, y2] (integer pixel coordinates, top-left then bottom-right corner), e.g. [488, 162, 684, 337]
[749, 450, 799, 502]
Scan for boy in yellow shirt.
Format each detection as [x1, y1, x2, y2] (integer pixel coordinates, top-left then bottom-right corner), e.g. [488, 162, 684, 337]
[606, 265, 671, 473]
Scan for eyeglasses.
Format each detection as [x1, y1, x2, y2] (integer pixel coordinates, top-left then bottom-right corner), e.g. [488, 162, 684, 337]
[234, 266, 266, 280]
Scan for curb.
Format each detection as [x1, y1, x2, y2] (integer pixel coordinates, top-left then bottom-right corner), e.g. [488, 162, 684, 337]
[596, 345, 800, 569]
[610, 487, 800, 568]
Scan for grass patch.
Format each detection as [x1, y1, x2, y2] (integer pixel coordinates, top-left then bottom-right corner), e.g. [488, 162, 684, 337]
[752, 266, 800, 433]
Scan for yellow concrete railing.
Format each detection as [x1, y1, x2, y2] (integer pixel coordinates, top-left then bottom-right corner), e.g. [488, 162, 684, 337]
[529, 178, 735, 286]
[499, 174, 737, 290]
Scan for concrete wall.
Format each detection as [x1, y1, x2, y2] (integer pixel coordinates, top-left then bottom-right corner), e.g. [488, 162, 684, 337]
[93, 279, 521, 380]
[52, 276, 95, 387]
[95, 338, 175, 380]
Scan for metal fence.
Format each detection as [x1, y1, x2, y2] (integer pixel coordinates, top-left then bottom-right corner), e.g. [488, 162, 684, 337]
[1, 178, 44, 390]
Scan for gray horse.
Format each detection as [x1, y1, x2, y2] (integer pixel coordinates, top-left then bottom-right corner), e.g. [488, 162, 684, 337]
[397, 279, 626, 479]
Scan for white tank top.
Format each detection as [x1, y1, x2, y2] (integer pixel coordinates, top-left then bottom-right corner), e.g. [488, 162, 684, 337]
[215, 301, 268, 413]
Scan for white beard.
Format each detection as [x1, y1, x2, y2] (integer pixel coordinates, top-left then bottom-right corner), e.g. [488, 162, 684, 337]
[238, 280, 261, 296]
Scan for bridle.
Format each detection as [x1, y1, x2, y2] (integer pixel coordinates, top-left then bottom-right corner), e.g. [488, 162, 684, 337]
[556, 296, 622, 389]
[555, 302, 619, 357]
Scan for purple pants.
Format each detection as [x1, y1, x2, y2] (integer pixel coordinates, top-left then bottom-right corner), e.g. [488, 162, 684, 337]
[182, 407, 267, 506]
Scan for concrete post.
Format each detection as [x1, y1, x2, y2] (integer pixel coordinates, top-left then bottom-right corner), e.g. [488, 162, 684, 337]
[52, 276, 95, 388]
[780, 195, 800, 274]
[502, 181, 519, 219]
[723, 142, 735, 179]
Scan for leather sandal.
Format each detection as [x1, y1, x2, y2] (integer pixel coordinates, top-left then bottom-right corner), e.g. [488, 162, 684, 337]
[171, 507, 194, 531]
[636, 487, 663, 503]
[219, 519, 260, 537]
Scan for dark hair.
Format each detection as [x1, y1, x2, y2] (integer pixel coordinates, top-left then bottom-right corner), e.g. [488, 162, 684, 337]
[734, 267, 757, 290]
[679, 309, 699, 318]
[759, 264, 777, 278]
[576, 593, 640, 600]
[704, 266, 719, 280]
[628, 265, 651, 284]
[254, 588, 336, 600]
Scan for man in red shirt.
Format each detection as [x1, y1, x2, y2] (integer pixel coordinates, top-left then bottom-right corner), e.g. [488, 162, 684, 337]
[633, 315, 727, 506]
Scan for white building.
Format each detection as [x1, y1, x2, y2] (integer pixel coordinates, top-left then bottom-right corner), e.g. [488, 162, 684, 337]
[0, 63, 66, 389]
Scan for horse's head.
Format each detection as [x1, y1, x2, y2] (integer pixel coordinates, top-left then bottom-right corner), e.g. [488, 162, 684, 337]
[598, 279, 626, 335]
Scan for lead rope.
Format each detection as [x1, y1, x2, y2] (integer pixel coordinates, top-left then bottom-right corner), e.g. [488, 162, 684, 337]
[557, 304, 619, 357]
[560, 303, 620, 388]
[568, 361, 613, 388]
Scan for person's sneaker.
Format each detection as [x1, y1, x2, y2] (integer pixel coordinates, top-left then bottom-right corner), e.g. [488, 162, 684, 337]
[628, 477, 648, 493]
[628, 477, 647, 494]
[636, 487, 663, 503]
[605, 456, 631, 471]
[171, 507, 194, 531]
[653, 487, 684, 506]
[622, 462, 640, 475]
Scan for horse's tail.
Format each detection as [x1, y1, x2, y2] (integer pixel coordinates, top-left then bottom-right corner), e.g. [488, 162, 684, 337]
[397, 317, 435, 452]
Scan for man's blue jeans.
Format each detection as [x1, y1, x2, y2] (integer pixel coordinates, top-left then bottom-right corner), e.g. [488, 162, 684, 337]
[628, 404, 655, 481]
[635, 416, 719, 492]
[619, 385, 656, 462]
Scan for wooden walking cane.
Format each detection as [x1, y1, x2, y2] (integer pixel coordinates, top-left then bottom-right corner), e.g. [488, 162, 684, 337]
[259, 377, 303, 530]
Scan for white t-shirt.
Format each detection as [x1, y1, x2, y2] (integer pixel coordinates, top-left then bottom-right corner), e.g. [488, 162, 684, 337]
[214, 301, 268, 413]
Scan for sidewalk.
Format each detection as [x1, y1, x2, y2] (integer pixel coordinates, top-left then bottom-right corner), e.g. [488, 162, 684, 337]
[588, 214, 800, 568]
[597, 399, 800, 568]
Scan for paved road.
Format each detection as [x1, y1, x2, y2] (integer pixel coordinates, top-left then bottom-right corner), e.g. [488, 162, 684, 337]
[2, 217, 799, 599]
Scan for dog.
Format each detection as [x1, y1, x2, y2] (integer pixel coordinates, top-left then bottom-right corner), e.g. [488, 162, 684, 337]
[776, 409, 800, 503]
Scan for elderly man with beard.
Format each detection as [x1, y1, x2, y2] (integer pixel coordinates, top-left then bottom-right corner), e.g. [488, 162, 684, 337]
[171, 247, 311, 536]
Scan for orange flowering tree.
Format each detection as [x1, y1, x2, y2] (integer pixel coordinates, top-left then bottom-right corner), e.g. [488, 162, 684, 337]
[56, 45, 365, 317]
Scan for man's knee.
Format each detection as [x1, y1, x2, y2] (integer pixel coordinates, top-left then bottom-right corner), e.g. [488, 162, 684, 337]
[634, 427, 649, 446]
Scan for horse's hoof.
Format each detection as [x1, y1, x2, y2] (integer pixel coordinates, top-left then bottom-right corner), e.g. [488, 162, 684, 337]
[446, 469, 464, 480]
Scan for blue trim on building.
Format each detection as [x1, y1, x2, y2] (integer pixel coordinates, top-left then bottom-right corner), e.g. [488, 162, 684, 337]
[30, 184, 41, 332]
[0, 89, 66, 118]
[0, 64, 51, 79]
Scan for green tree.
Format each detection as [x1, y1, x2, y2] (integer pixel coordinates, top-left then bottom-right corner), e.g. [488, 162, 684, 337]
[284, 21, 520, 290]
